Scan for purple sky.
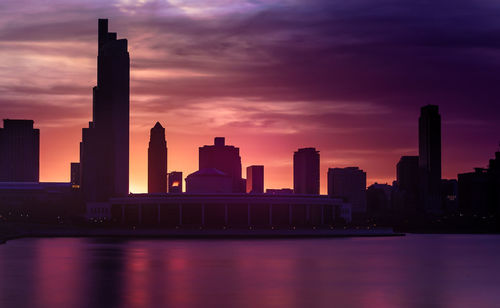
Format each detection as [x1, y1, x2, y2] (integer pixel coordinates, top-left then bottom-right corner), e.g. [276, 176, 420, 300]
[0, 0, 499, 192]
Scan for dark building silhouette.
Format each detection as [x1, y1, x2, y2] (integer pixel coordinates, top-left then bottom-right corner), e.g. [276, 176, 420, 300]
[0, 119, 39, 182]
[458, 152, 500, 217]
[367, 183, 393, 220]
[419, 105, 441, 214]
[328, 167, 366, 214]
[71, 162, 80, 188]
[246, 165, 264, 194]
[168, 171, 182, 193]
[185, 168, 232, 193]
[441, 179, 458, 214]
[148, 122, 167, 193]
[293, 148, 320, 195]
[80, 19, 129, 201]
[394, 156, 420, 214]
[199, 137, 244, 193]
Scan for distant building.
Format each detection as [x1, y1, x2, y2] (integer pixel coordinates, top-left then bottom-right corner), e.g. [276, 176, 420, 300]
[0, 119, 39, 182]
[168, 171, 183, 193]
[199, 137, 244, 193]
[79, 19, 129, 202]
[70, 162, 80, 188]
[366, 183, 393, 220]
[148, 122, 167, 193]
[419, 105, 442, 214]
[394, 156, 419, 214]
[293, 148, 320, 195]
[246, 165, 264, 194]
[328, 167, 366, 214]
[185, 168, 232, 194]
[266, 188, 294, 195]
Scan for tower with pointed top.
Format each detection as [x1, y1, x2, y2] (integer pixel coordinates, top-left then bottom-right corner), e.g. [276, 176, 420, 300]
[80, 19, 130, 201]
[148, 122, 167, 193]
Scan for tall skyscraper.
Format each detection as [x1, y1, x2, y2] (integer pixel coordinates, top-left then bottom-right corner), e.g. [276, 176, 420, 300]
[328, 167, 366, 214]
[246, 165, 264, 194]
[168, 171, 182, 193]
[419, 105, 441, 214]
[199, 137, 244, 193]
[0, 119, 39, 182]
[293, 148, 320, 194]
[80, 19, 129, 201]
[148, 122, 167, 193]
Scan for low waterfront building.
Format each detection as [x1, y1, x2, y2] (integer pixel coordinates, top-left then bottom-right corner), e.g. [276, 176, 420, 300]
[106, 194, 351, 227]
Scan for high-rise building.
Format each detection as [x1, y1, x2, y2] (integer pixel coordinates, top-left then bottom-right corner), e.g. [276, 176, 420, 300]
[293, 148, 320, 194]
[246, 165, 264, 194]
[0, 119, 39, 182]
[168, 171, 182, 193]
[199, 137, 244, 192]
[80, 19, 129, 201]
[148, 122, 167, 193]
[328, 167, 366, 214]
[419, 105, 441, 214]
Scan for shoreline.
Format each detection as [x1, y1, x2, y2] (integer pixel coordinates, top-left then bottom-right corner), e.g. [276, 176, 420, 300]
[0, 227, 404, 244]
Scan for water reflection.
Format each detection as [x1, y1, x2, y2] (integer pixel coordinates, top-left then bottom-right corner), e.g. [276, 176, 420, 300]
[0, 235, 500, 308]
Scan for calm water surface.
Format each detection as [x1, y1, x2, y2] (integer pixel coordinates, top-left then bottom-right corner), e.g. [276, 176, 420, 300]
[1, 234, 500, 308]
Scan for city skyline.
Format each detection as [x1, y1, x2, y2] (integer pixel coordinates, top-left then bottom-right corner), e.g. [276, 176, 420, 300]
[1, 1, 500, 193]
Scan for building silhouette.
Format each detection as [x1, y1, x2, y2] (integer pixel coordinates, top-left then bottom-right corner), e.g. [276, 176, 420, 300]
[80, 19, 129, 201]
[168, 171, 182, 193]
[419, 105, 441, 214]
[0, 119, 39, 182]
[246, 165, 264, 194]
[293, 148, 320, 195]
[328, 167, 366, 215]
[199, 137, 244, 193]
[186, 168, 232, 193]
[394, 156, 419, 214]
[148, 122, 167, 193]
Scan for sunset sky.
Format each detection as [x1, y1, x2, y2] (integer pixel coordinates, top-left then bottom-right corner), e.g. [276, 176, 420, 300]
[1, 0, 499, 193]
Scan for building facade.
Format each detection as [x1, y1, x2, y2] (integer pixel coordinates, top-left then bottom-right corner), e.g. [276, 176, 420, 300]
[328, 167, 367, 215]
[168, 171, 183, 193]
[80, 19, 129, 202]
[419, 105, 442, 214]
[148, 122, 167, 193]
[0, 119, 39, 182]
[293, 148, 320, 195]
[246, 165, 264, 194]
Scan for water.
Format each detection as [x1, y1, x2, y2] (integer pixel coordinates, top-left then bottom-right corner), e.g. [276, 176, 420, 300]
[0, 235, 500, 308]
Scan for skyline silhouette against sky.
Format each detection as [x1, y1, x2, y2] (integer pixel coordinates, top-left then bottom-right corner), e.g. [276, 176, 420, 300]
[0, 0, 499, 193]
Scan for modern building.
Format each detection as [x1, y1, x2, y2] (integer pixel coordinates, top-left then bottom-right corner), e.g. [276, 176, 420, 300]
[199, 137, 244, 192]
[458, 168, 490, 215]
[148, 122, 167, 193]
[328, 167, 366, 215]
[80, 19, 129, 202]
[246, 165, 264, 194]
[185, 168, 233, 193]
[168, 171, 183, 193]
[366, 183, 393, 219]
[441, 179, 458, 214]
[108, 193, 351, 227]
[293, 148, 320, 195]
[0, 119, 39, 182]
[419, 105, 442, 214]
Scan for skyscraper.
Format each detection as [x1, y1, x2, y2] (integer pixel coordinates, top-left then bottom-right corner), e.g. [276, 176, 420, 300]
[246, 165, 264, 194]
[293, 148, 320, 195]
[419, 105, 441, 214]
[148, 122, 167, 193]
[80, 19, 129, 201]
[328, 167, 366, 214]
[199, 137, 244, 193]
[0, 119, 39, 182]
